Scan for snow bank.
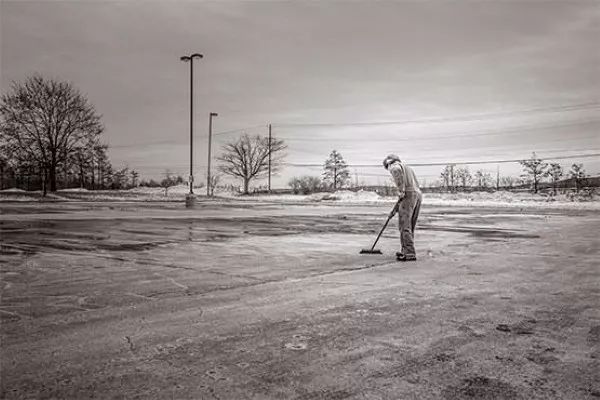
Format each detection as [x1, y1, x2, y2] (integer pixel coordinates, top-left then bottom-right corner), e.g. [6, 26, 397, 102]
[59, 188, 89, 192]
[317, 190, 383, 203]
[422, 191, 600, 210]
[0, 194, 38, 202]
[0, 188, 26, 192]
[240, 189, 600, 210]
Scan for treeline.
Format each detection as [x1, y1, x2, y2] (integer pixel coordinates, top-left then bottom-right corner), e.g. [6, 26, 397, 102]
[435, 153, 593, 193]
[0, 144, 141, 191]
[285, 150, 596, 196]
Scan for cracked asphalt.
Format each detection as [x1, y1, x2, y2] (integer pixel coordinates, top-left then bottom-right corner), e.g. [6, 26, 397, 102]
[1, 200, 599, 399]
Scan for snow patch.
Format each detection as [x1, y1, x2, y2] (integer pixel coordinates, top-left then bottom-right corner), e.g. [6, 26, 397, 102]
[318, 190, 383, 203]
[0, 188, 26, 192]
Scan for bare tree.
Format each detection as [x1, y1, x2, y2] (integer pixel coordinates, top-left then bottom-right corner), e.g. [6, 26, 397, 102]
[217, 134, 286, 195]
[0, 75, 104, 193]
[546, 163, 563, 195]
[440, 165, 451, 191]
[112, 167, 129, 190]
[207, 173, 221, 196]
[160, 170, 184, 196]
[94, 144, 110, 189]
[519, 152, 547, 193]
[440, 164, 457, 191]
[130, 170, 139, 188]
[569, 163, 587, 193]
[474, 169, 492, 189]
[455, 166, 472, 191]
[323, 150, 350, 190]
[500, 176, 517, 189]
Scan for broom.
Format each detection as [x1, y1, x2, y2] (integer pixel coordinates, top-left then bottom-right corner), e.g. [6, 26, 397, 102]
[360, 200, 399, 254]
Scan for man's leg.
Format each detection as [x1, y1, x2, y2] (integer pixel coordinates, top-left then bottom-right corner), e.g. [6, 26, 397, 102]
[398, 197, 417, 258]
[411, 193, 422, 235]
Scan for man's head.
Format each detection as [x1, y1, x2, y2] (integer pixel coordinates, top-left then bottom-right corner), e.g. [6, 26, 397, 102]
[383, 154, 401, 170]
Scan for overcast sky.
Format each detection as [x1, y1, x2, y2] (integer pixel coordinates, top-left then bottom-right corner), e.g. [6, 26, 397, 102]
[1, 0, 599, 186]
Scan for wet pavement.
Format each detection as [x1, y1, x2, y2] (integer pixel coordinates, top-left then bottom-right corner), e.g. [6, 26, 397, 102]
[1, 201, 599, 399]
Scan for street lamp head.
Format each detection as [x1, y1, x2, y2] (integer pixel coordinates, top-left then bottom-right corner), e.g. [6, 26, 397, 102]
[180, 56, 191, 62]
[210, 112, 218, 117]
[191, 53, 203, 59]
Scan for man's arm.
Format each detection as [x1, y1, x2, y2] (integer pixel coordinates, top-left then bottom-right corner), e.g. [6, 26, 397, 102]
[389, 198, 401, 217]
[390, 165, 406, 199]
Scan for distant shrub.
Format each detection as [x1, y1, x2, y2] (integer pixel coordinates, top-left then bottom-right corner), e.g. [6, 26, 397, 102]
[567, 187, 597, 202]
[139, 179, 161, 188]
[288, 176, 323, 194]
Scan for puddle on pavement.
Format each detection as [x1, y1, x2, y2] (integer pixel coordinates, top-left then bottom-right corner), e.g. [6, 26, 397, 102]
[0, 211, 542, 260]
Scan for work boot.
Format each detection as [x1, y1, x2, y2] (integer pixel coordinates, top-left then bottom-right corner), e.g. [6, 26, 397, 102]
[397, 254, 417, 262]
[395, 252, 404, 259]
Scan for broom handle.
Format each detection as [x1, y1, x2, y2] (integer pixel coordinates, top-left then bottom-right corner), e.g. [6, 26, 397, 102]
[370, 200, 400, 251]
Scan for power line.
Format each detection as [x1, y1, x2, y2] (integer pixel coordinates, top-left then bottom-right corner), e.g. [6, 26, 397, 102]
[272, 101, 599, 128]
[276, 119, 599, 142]
[129, 151, 600, 169]
[111, 139, 185, 149]
[110, 125, 268, 149]
[110, 118, 598, 150]
[108, 102, 598, 148]
[282, 152, 600, 168]
[212, 124, 268, 136]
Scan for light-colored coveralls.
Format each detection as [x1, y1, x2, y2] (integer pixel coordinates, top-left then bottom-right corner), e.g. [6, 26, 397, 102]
[388, 161, 422, 257]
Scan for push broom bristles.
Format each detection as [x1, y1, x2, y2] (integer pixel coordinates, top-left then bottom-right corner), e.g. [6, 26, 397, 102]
[359, 249, 382, 254]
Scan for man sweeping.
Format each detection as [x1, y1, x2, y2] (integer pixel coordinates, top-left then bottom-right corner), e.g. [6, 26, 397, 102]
[383, 154, 422, 261]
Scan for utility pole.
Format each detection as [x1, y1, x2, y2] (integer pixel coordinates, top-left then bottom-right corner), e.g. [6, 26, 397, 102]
[180, 53, 203, 205]
[207, 112, 218, 196]
[268, 124, 272, 193]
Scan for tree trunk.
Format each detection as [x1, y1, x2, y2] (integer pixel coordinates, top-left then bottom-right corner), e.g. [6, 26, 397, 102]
[63, 150, 68, 189]
[79, 163, 85, 188]
[48, 163, 57, 192]
[243, 178, 250, 194]
[41, 165, 48, 197]
[333, 166, 337, 191]
[49, 150, 58, 192]
[90, 157, 95, 190]
[98, 162, 102, 189]
[91, 167, 95, 190]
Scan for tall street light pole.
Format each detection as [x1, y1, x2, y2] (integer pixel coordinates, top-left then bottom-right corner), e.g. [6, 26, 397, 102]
[180, 53, 203, 200]
[207, 112, 218, 196]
